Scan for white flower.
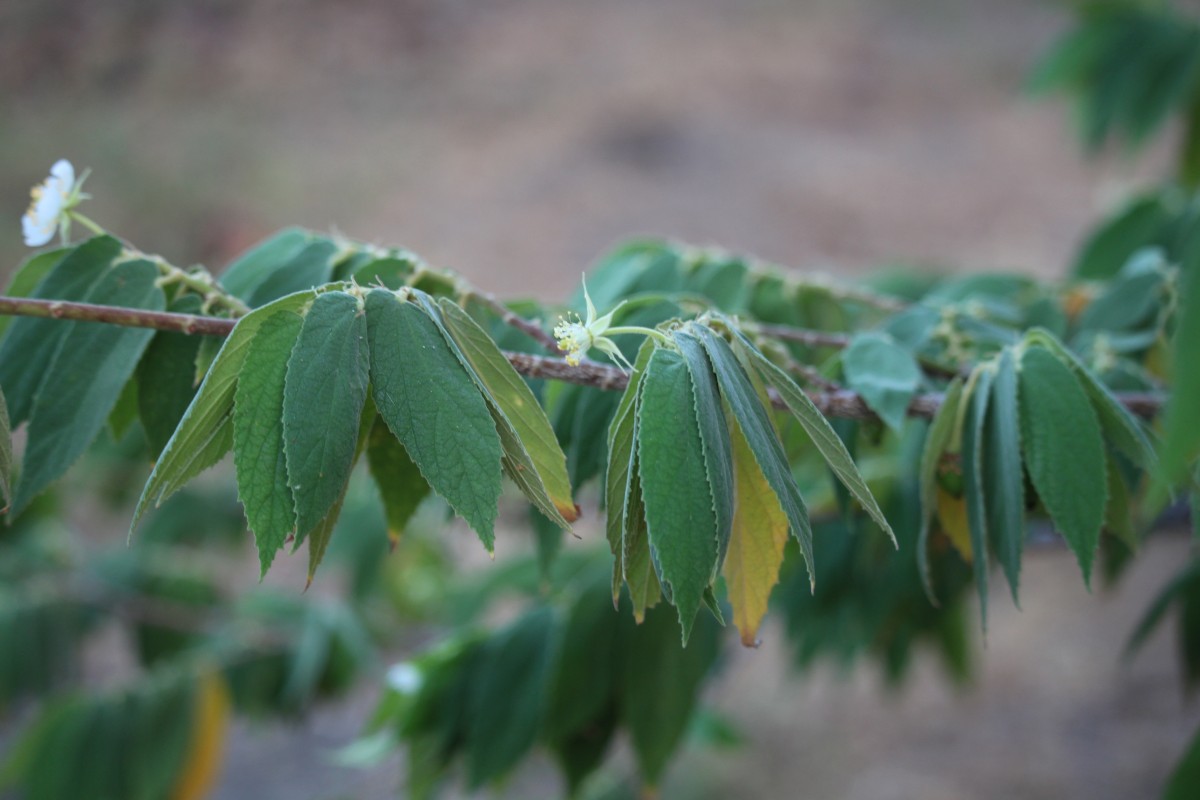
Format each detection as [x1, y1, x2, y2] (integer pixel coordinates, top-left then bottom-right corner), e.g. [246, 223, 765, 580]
[553, 280, 634, 371]
[22, 159, 78, 247]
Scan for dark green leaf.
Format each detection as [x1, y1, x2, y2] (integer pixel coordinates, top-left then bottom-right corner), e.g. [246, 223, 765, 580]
[436, 297, 577, 527]
[366, 290, 503, 550]
[107, 376, 139, 442]
[0, 387, 9, 508]
[984, 349, 1025, 605]
[637, 347, 720, 640]
[542, 577, 620, 742]
[1071, 193, 1172, 279]
[283, 291, 370, 539]
[840, 331, 922, 433]
[233, 308, 303, 575]
[673, 330, 734, 567]
[1018, 345, 1108, 586]
[366, 416, 431, 547]
[1161, 263, 1200, 485]
[136, 295, 204, 456]
[133, 290, 314, 534]
[1164, 722, 1200, 800]
[248, 238, 338, 308]
[0, 246, 70, 340]
[618, 601, 720, 787]
[467, 608, 558, 787]
[0, 235, 121, 426]
[218, 227, 313, 300]
[962, 366, 994, 628]
[15, 259, 165, 514]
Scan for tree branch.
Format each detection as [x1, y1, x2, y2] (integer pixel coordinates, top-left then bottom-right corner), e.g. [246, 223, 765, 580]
[0, 295, 1166, 420]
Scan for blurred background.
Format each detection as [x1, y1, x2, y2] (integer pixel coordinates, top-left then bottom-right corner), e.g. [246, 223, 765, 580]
[0, 0, 1194, 798]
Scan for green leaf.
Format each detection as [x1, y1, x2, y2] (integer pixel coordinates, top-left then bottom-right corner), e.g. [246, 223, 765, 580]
[0, 246, 70, 340]
[637, 347, 720, 641]
[733, 328, 896, 545]
[542, 577, 620, 742]
[618, 601, 720, 787]
[0, 387, 10, 509]
[1018, 345, 1108, 586]
[0, 235, 121, 426]
[605, 340, 656, 603]
[218, 227, 314, 300]
[984, 349, 1025, 605]
[840, 331, 922, 433]
[136, 295, 204, 456]
[1161, 264, 1200, 485]
[1164, 722, 1200, 800]
[366, 291, 503, 550]
[467, 608, 558, 788]
[673, 330, 734, 566]
[108, 376, 139, 442]
[435, 297, 577, 526]
[15, 259, 166, 515]
[917, 378, 964, 603]
[962, 366, 994, 628]
[1071, 193, 1173, 279]
[233, 308, 303, 576]
[283, 291, 370, 539]
[694, 328, 813, 587]
[624, 452, 663, 623]
[132, 289, 314, 534]
[1025, 329, 1156, 471]
[248, 238, 339, 308]
[366, 417, 431, 547]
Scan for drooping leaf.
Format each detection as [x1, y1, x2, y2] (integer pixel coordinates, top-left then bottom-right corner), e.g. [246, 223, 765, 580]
[233, 308, 303, 575]
[1018, 345, 1108, 586]
[961, 366, 994, 628]
[136, 295, 205, 456]
[840, 331, 922, 434]
[132, 289, 314, 534]
[917, 378, 964, 602]
[694, 327, 814, 587]
[618, 601, 720, 787]
[435, 297, 577, 527]
[0, 387, 9, 508]
[1164, 722, 1200, 800]
[674, 330, 734, 567]
[542, 577, 620, 742]
[0, 235, 121, 426]
[466, 608, 558, 788]
[984, 349, 1025, 605]
[1160, 263, 1200, 485]
[218, 227, 313, 300]
[168, 671, 231, 800]
[15, 259, 166, 515]
[365, 417, 431, 547]
[1024, 329, 1155, 471]
[605, 340, 656, 602]
[366, 290, 502, 550]
[637, 347, 720, 641]
[0, 246, 70, 340]
[247, 238, 338, 308]
[624, 452, 662, 623]
[283, 291, 370, 540]
[733, 328, 896, 545]
[721, 397, 790, 647]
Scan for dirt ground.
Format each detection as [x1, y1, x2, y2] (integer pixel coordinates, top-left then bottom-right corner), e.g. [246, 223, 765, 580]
[2, 0, 1196, 798]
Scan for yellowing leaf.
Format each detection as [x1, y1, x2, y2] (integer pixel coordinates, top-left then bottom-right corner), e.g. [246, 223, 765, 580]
[170, 671, 231, 800]
[936, 485, 973, 562]
[722, 405, 789, 647]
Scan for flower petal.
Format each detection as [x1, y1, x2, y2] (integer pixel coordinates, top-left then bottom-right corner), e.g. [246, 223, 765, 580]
[50, 159, 75, 187]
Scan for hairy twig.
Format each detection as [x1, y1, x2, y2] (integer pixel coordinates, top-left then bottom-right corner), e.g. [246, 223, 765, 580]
[0, 295, 1167, 421]
[464, 290, 561, 353]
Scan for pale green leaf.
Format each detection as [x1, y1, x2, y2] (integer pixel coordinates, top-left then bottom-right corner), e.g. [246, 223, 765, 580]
[840, 331, 922, 433]
[917, 378, 964, 603]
